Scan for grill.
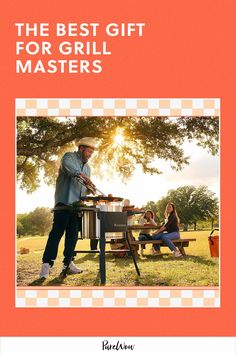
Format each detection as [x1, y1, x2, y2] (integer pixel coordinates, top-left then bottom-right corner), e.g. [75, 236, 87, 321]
[95, 210, 131, 285]
[77, 208, 133, 285]
[56, 196, 140, 284]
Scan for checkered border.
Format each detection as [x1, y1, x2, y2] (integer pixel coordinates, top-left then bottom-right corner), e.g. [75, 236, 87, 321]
[16, 288, 219, 307]
[16, 98, 220, 308]
[16, 98, 220, 117]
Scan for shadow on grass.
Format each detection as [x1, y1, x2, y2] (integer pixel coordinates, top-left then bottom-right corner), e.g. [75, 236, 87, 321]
[109, 254, 163, 269]
[45, 276, 66, 286]
[28, 274, 67, 286]
[134, 277, 171, 287]
[28, 278, 47, 286]
[43, 271, 102, 286]
[137, 254, 217, 266]
[30, 268, 102, 287]
[93, 271, 101, 286]
[184, 255, 217, 266]
[27, 253, 217, 287]
[75, 253, 99, 264]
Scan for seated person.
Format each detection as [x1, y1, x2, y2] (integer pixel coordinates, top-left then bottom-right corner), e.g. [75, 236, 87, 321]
[151, 202, 182, 257]
[138, 210, 157, 256]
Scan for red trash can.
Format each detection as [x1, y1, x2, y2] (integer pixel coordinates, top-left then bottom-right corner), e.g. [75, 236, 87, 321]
[208, 228, 219, 257]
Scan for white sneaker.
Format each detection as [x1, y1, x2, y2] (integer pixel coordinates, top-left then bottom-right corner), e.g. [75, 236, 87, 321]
[39, 263, 51, 278]
[173, 249, 182, 257]
[63, 261, 83, 274]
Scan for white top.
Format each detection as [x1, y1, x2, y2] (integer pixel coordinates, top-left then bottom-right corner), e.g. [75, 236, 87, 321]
[139, 216, 157, 233]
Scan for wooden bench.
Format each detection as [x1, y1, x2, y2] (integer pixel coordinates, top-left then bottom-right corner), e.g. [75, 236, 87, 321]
[128, 238, 196, 257]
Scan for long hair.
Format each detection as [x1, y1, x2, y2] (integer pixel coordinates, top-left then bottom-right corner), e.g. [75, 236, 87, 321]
[164, 202, 180, 224]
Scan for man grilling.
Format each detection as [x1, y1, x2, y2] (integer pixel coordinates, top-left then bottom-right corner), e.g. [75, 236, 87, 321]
[39, 137, 97, 279]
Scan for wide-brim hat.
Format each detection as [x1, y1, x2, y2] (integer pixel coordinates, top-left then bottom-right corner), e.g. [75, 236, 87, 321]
[145, 210, 154, 219]
[76, 137, 98, 150]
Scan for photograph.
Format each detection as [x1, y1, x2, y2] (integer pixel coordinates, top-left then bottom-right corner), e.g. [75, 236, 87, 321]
[16, 115, 219, 287]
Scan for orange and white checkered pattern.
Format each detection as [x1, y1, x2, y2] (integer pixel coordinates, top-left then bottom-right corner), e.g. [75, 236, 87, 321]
[16, 288, 219, 308]
[15, 98, 220, 117]
[15, 98, 220, 308]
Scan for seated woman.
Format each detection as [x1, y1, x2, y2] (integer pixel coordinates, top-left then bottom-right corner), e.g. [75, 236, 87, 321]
[138, 210, 157, 256]
[152, 203, 182, 257]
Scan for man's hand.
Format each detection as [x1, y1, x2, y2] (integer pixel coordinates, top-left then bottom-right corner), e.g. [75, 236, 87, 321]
[79, 172, 90, 183]
[78, 173, 94, 185]
[77, 173, 96, 194]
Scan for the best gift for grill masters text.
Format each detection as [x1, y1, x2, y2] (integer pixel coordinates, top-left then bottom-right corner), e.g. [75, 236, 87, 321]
[15, 22, 146, 74]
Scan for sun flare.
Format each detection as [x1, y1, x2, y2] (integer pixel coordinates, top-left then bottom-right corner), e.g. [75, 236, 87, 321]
[113, 128, 124, 146]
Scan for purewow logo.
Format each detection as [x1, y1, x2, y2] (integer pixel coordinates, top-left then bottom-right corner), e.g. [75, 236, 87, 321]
[102, 340, 135, 351]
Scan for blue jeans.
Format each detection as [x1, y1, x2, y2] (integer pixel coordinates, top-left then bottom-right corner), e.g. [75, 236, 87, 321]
[138, 233, 153, 249]
[42, 210, 81, 266]
[153, 231, 180, 251]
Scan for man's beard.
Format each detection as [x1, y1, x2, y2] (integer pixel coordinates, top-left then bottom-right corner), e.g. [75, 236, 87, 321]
[81, 152, 88, 163]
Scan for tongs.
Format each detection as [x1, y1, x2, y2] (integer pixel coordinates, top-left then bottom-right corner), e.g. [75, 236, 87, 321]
[76, 173, 106, 197]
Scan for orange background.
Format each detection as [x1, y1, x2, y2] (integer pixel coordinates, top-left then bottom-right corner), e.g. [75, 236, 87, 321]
[0, 0, 235, 336]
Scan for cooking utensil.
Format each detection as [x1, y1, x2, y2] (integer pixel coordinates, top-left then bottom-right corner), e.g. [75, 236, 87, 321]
[76, 174, 106, 196]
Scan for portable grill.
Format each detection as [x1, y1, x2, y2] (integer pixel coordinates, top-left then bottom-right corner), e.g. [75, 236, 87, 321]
[74, 207, 140, 285]
[56, 197, 141, 284]
[98, 210, 129, 284]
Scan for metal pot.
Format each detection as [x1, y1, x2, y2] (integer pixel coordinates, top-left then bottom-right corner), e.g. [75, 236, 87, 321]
[82, 209, 100, 239]
[81, 204, 124, 239]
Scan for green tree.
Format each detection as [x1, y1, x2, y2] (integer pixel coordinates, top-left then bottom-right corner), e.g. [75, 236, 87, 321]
[17, 116, 219, 192]
[154, 185, 218, 231]
[17, 213, 31, 236]
[17, 207, 52, 236]
[17, 220, 24, 237]
[28, 207, 52, 236]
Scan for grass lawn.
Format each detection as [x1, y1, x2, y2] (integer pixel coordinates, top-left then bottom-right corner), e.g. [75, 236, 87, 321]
[17, 230, 219, 287]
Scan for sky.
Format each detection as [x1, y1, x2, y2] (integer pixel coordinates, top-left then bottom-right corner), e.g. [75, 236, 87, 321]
[16, 140, 219, 214]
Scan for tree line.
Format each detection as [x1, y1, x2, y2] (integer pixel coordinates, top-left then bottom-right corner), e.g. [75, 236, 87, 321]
[17, 207, 52, 237]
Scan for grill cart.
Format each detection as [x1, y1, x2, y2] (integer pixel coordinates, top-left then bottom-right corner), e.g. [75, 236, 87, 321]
[57, 196, 141, 285]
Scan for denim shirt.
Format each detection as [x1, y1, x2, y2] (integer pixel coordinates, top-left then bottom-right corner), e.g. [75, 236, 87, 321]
[54, 151, 91, 206]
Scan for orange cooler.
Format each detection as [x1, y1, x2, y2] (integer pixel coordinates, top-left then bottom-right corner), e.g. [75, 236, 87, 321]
[208, 228, 219, 257]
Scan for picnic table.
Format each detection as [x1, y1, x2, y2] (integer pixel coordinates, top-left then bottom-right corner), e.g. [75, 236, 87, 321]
[127, 224, 196, 256]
